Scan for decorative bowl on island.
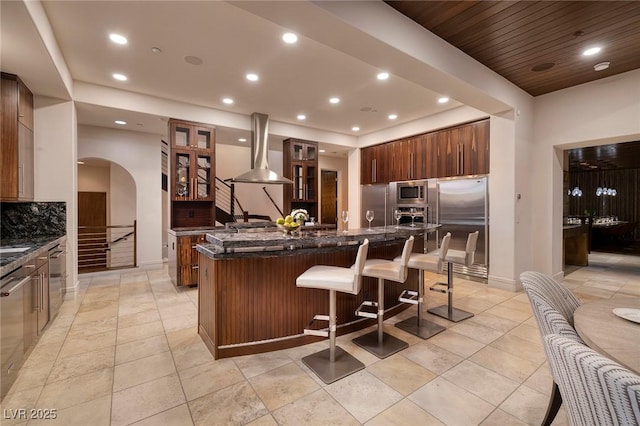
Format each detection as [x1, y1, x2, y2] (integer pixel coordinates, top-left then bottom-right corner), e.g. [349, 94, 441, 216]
[276, 223, 301, 235]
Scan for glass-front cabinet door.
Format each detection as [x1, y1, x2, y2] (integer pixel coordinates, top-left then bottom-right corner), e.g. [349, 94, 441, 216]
[195, 127, 212, 149]
[292, 141, 317, 161]
[172, 124, 190, 148]
[195, 154, 212, 200]
[174, 152, 191, 199]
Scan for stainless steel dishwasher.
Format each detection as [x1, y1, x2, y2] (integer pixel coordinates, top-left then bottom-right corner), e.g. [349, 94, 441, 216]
[1, 267, 29, 400]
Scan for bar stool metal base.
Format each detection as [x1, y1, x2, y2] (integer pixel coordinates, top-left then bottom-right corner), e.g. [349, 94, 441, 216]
[302, 346, 365, 384]
[427, 305, 474, 322]
[352, 331, 408, 359]
[395, 317, 446, 339]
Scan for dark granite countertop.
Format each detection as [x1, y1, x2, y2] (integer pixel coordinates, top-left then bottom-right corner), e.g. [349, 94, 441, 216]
[197, 224, 439, 259]
[0, 236, 66, 278]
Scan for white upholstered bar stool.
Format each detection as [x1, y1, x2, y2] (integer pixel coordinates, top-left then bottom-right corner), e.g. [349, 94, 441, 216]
[295, 239, 369, 384]
[395, 232, 451, 339]
[428, 231, 478, 322]
[352, 236, 414, 359]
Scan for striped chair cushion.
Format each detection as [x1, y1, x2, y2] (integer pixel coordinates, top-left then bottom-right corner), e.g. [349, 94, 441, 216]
[530, 298, 584, 343]
[520, 271, 581, 326]
[543, 334, 640, 426]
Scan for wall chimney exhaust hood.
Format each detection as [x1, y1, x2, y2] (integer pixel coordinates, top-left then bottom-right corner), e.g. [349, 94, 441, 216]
[227, 113, 293, 184]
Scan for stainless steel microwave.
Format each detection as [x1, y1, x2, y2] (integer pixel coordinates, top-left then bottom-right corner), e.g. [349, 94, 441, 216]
[396, 181, 426, 204]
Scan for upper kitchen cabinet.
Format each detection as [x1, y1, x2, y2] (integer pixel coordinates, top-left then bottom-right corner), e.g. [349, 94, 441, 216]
[169, 118, 216, 228]
[436, 119, 490, 178]
[360, 119, 489, 183]
[283, 138, 318, 219]
[1, 73, 34, 201]
[387, 135, 431, 182]
[361, 143, 390, 184]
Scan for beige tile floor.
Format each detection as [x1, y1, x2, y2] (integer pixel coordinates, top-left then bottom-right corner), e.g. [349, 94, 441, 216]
[2, 251, 639, 425]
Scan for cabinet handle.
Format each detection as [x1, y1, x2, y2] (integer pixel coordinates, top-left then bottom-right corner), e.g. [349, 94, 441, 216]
[460, 145, 464, 175]
[19, 164, 24, 196]
[372, 159, 377, 183]
[40, 272, 45, 313]
[33, 275, 39, 311]
[191, 265, 199, 270]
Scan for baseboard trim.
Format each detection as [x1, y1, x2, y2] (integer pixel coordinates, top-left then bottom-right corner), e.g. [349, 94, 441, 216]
[488, 275, 520, 292]
[553, 270, 564, 281]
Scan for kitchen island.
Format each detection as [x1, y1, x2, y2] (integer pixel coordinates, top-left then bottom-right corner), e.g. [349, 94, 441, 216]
[196, 225, 438, 359]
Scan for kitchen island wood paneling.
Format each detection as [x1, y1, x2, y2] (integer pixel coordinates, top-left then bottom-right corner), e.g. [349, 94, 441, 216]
[196, 226, 436, 359]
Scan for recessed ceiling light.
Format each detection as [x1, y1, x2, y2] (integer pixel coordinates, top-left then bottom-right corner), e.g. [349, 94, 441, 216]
[115, 120, 127, 125]
[246, 73, 259, 82]
[319, 149, 326, 153]
[377, 72, 389, 80]
[112, 73, 127, 81]
[184, 56, 203, 65]
[388, 114, 398, 120]
[238, 138, 247, 142]
[352, 126, 360, 131]
[77, 161, 85, 165]
[282, 32, 298, 44]
[222, 98, 234, 105]
[297, 114, 306, 120]
[438, 97, 449, 104]
[109, 33, 128, 45]
[329, 97, 340, 104]
[594, 61, 610, 71]
[583, 46, 601, 56]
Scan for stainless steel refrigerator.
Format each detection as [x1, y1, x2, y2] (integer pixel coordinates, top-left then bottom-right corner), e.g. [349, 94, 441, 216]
[435, 177, 489, 278]
[361, 184, 389, 228]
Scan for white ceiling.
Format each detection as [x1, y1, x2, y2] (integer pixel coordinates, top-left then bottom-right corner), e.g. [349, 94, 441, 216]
[2, 1, 469, 154]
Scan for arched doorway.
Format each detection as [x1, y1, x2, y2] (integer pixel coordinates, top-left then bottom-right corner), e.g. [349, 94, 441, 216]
[77, 157, 137, 272]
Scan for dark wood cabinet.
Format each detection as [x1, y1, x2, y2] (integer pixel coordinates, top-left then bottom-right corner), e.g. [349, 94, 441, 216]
[283, 138, 318, 219]
[361, 143, 390, 184]
[169, 119, 216, 228]
[168, 232, 206, 287]
[360, 119, 489, 183]
[1, 73, 34, 201]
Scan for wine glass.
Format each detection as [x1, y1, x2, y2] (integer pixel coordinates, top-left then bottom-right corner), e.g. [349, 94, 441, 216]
[341, 210, 349, 233]
[366, 210, 375, 230]
[410, 207, 417, 227]
[394, 209, 402, 229]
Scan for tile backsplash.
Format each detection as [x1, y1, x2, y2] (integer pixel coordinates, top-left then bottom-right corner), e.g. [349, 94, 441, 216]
[0, 201, 66, 240]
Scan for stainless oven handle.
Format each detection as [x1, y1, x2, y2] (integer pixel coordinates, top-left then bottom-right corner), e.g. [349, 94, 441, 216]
[51, 250, 66, 259]
[0, 276, 31, 297]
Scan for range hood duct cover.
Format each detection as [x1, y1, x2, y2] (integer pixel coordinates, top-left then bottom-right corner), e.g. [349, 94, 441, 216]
[227, 112, 293, 184]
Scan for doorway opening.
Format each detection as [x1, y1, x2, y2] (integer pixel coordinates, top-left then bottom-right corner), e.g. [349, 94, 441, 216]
[320, 170, 338, 225]
[77, 158, 137, 272]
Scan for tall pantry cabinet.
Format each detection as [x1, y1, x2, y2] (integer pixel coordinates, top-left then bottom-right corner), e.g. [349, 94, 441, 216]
[1, 72, 34, 201]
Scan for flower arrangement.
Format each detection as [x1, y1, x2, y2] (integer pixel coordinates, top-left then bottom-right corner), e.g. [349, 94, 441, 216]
[290, 209, 309, 223]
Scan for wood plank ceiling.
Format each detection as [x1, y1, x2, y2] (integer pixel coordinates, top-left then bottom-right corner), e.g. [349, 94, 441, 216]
[567, 141, 640, 172]
[385, 1, 640, 96]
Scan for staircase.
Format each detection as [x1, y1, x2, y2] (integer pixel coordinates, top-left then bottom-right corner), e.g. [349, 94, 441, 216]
[215, 177, 274, 225]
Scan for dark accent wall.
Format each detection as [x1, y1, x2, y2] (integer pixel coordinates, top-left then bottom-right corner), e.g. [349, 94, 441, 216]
[0, 201, 66, 240]
[566, 169, 639, 240]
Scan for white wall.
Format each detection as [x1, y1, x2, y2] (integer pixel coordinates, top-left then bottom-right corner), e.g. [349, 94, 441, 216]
[33, 97, 78, 291]
[318, 155, 349, 224]
[78, 125, 163, 268]
[110, 163, 136, 227]
[532, 69, 640, 279]
[215, 143, 285, 221]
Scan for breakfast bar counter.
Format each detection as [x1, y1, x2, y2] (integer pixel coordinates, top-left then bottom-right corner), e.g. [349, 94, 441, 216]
[196, 225, 438, 359]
